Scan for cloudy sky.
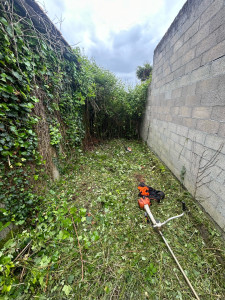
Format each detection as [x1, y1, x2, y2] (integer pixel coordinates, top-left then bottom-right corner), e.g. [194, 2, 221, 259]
[40, 0, 187, 85]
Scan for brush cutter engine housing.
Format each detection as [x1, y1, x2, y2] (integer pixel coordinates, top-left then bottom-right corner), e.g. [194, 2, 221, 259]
[138, 182, 165, 206]
[138, 197, 151, 209]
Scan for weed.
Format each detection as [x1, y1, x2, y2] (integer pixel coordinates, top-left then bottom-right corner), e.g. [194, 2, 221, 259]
[0, 140, 224, 299]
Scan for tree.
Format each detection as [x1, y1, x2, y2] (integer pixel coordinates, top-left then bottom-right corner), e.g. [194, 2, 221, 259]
[136, 63, 152, 81]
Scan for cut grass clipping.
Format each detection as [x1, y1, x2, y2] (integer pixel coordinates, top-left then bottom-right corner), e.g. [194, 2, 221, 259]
[1, 139, 225, 299]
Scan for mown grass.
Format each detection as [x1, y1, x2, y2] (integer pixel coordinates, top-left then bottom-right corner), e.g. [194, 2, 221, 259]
[1, 139, 224, 299]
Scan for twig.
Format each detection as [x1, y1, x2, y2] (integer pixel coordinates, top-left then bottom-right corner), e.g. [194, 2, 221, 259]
[174, 272, 183, 289]
[20, 244, 31, 282]
[13, 240, 32, 262]
[187, 230, 197, 243]
[204, 248, 224, 252]
[44, 263, 51, 292]
[69, 208, 84, 281]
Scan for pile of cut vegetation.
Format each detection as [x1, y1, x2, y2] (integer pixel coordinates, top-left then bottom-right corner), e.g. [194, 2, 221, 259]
[0, 140, 224, 299]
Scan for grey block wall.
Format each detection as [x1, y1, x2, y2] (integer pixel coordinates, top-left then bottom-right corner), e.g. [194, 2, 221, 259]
[141, 0, 225, 231]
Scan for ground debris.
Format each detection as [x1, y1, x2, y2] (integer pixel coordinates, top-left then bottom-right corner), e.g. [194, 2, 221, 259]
[1, 139, 224, 299]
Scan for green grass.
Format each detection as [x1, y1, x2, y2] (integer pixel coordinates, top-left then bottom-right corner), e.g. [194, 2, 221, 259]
[1, 139, 224, 299]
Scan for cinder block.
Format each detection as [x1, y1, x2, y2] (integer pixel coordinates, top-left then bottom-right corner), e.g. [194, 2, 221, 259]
[201, 147, 217, 163]
[176, 44, 186, 61]
[170, 106, 180, 116]
[210, 179, 225, 198]
[174, 142, 183, 153]
[196, 189, 218, 213]
[179, 135, 188, 146]
[196, 119, 220, 134]
[170, 132, 180, 143]
[182, 83, 197, 97]
[211, 56, 225, 77]
[184, 19, 200, 43]
[164, 73, 174, 84]
[201, 90, 224, 106]
[170, 31, 181, 48]
[174, 96, 186, 106]
[211, 106, 225, 121]
[203, 199, 225, 229]
[182, 47, 196, 65]
[185, 94, 202, 106]
[190, 64, 211, 83]
[218, 122, 225, 137]
[196, 31, 218, 57]
[205, 135, 225, 152]
[184, 148, 192, 161]
[171, 57, 183, 72]
[173, 38, 184, 52]
[196, 77, 219, 95]
[188, 129, 206, 144]
[171, 87, 182, 99]
[176, 124, 189, 137]
[191, 22, 210, 48]
[216, 199, 225, 223]
[185, 56, 202, 74]
[179, 106, 192, 117]
[170, 52, 178, 65]
[168, 122, 178, 133]
[194, 0, 215, 19]
[192, 107, 212, 119]
[172, 114, 184, 126]
[180, 74, 192, 87]
[202, 39, 225, 65]
[163, 66, 171, 77]
[217, 170, 225, 185]
[199, 0, 224, 28]
[216, 23, 225, 44]
[209, 5, 225, 33]
[192, 141, 206, 155]
[183, 117, 197, 129]
[173, 65, 186, 79]
[209, 165, 223, 181]
[185, 137, 193, 151]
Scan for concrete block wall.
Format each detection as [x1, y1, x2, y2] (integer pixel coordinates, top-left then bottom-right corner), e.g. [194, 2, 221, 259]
[141, 0, 225, 231]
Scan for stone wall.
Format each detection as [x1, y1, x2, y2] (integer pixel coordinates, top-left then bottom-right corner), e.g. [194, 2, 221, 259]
[141, 0, 225, 231]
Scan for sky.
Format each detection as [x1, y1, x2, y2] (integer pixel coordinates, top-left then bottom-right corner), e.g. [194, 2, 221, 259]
[40, 0, 187, 85]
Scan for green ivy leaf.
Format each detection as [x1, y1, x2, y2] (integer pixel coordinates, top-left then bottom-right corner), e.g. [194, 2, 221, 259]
[62, 285, 72, 296]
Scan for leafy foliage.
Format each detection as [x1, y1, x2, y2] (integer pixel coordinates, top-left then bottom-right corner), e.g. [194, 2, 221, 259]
[0, 140, 224, 298]
[136, 63, 152, 81]
[0, 4, 94, 223]
[84, 60, 151, 139]
[0, 1, 151, 227]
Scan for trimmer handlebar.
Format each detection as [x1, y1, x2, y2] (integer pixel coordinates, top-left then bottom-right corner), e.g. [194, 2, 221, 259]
[138, 198, 187, 230]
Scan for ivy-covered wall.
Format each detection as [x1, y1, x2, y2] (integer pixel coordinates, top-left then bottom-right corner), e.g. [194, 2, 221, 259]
[0, 0, 93, 229]
[0, 0, 150, 238]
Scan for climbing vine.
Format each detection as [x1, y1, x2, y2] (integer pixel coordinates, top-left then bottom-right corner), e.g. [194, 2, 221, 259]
[0, 1, 93, 224]
[0, 0, 150, 226]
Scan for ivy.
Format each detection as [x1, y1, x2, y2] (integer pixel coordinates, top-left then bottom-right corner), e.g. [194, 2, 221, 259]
[0, 1, 150, 225]
[0, 3, 90, 223]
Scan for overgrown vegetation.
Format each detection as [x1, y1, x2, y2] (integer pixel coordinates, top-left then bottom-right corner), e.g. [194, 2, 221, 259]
[82, 59, 151, 139]
[1, 2, 224, 299]
[0, 1, 90, 225]
[0, 140, 224, 299]
[0, 1, 150, 226]
[136, 63, 152, 82]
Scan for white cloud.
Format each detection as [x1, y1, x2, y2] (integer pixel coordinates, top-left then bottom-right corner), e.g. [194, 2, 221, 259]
[40, 0, 187, 84]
